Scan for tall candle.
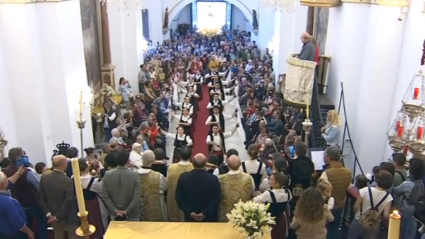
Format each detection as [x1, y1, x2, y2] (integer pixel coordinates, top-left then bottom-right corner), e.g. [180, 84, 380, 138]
[79, 91, 83, 118]
[397, 126, 404, 138]
[414, 88, 420, 100]
[403, 145, 409, 155]
[306, 104, 309, 119]
[396, 121, 401, 131]
[418, 126, 424, 140]
[71, 158, 87, 217]
[388, 210, 401, 239]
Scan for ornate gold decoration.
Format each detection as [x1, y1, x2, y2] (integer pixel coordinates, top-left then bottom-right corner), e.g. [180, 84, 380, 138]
[341, 0, 409, 6]
[301, 0, 341, 7]
[0, 0, 69, 3]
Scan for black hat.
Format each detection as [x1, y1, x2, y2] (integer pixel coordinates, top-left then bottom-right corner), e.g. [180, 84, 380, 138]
[291, 157, 314, 181]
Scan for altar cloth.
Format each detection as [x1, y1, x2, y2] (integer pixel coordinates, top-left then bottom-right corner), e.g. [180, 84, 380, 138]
[104, 221, 272, 239]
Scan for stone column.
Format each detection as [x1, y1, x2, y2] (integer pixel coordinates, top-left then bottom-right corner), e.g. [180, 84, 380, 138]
[100, 2, 116, 89]
[108, 7, 144, 92]
[0, 0, 93, 166]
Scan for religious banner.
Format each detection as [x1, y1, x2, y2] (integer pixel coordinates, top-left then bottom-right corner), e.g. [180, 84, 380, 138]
[283, 55, 317, 107]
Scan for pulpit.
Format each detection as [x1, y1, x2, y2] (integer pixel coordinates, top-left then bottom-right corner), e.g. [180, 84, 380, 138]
[283, 54, 317, 107]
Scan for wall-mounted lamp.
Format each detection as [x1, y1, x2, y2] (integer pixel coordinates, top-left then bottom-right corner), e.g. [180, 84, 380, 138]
[398, 6, 409, 21]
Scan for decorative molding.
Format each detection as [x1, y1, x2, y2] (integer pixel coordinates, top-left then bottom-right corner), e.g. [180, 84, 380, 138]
[341, 0, 409, 6]
[301, 0, 342, 7]
[0, 0, 69, 3]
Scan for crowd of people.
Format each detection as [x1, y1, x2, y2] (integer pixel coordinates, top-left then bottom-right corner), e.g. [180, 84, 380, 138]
[1, 28, 425, 239]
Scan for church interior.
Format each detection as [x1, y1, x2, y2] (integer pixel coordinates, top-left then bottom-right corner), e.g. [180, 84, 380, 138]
[0, 0, 425, 238]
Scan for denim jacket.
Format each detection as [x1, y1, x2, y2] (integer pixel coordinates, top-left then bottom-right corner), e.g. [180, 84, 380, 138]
[322, 124, 340, 146]
[393, 180, 416, 212]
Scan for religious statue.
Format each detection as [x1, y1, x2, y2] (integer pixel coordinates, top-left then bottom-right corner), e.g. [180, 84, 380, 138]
[252, 10, 259, 31]
[0, 128, 8, 160]
[163, 7, 169, 31]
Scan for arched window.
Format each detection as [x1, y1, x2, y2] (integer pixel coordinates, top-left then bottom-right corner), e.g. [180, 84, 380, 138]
[197, 2, 227, 30]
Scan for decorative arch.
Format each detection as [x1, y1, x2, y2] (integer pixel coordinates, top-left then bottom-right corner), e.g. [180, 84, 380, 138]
[168, 0, 254, 29]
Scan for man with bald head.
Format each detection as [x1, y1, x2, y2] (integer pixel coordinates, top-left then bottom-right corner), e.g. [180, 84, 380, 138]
[175, 153, 221, 222]
[298, 32, 316, 62]
[218, 155, 254, 222]
[40, 155, 80, 239]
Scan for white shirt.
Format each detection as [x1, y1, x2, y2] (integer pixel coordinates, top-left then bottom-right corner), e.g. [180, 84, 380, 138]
[81, 174, 103, 195]
[206, 132, 232, 151]
[137, 168, 167, 193]
[174, 102, 193, 115]
[220, 170, 255, 193]
[206, 99, 231, 109]
[129, 150, 143, 169]
[103, 112, 117, 128]
[175, 114, 192, 125]
[324, 195, 335, 210]
[354, 187, 393, 220]
[241, 160, 268, 183]
[165, 133, 193, 146]
[253, 188, 292, 204]
[205, 113, 233, 128]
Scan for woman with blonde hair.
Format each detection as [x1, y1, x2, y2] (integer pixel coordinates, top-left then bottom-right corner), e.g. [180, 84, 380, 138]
[321, 110, 341, 147]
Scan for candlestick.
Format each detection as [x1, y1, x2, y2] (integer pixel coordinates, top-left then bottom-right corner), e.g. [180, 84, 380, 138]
[388, 210, 401, 239]
[397, 126, 404, 138]
[414, 87, 420, 100]
[418, 126, 424, 140]
[71, 158, 87, 217]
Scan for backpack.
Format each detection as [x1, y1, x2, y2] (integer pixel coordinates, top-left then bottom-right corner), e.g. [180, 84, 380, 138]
[359, 186, 390, 230]
[395, 171, 406, 182]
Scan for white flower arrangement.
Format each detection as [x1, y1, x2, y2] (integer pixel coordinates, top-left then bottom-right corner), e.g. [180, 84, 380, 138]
[226, 200, 276, 239]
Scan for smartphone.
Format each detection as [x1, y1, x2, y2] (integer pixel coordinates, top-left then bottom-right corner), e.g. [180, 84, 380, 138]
[22, 156, 31, 167]
[289, 146, 295, 158]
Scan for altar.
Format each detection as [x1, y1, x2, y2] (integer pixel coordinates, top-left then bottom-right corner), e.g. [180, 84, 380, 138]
[104, 221, 272, 239]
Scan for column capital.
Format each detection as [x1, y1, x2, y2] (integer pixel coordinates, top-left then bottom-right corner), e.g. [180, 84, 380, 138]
[0, 0, 68, 3]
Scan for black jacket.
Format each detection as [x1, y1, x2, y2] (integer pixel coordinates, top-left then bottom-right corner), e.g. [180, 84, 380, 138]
[175, 169, 221, 222]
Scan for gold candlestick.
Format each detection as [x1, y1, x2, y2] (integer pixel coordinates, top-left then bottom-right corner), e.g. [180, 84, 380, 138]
[70, 158, 95, 239]
[388, 210, 401, 239]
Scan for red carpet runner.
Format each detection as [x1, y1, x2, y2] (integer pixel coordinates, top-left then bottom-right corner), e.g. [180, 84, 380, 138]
[191, 85, 210, 155]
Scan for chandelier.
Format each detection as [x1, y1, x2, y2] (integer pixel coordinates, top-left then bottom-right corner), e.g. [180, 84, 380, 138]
[197, 9, 222, 38]
[388, 71, 425, 157]
[258, 0, 298, 13]
[99, 0, 145, 12]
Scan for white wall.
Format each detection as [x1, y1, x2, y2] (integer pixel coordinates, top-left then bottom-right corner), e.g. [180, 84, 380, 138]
[232, 5, 248, 31]
[0, 0, 93, 165]
[326, 3, 413, 174]
[256, 8, 275, 54]
[109, 8, 144, 91]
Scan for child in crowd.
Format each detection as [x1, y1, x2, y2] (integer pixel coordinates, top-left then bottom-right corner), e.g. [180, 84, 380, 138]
[253, 172, 292, 239]
[391, 153, 407, 187]
[34, 162, 46, 180]
[345, 174, 368, 225]
[291, 188, 334, 239]
[318, 179, 334, 210]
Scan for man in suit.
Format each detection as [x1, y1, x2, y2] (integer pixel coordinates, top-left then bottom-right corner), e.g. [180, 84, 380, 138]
[39, 155, 79, 239]
[175, 153, 221, 222]
[101, 149, 142, 221]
